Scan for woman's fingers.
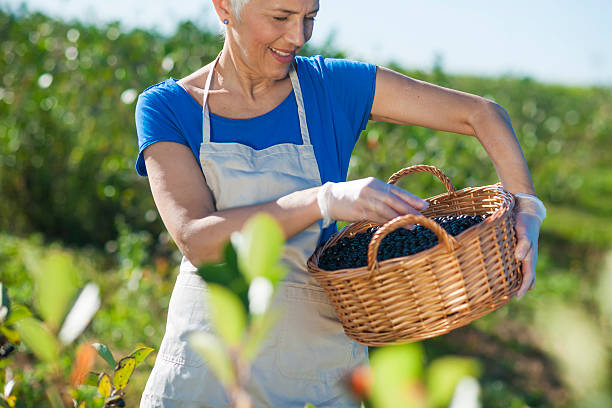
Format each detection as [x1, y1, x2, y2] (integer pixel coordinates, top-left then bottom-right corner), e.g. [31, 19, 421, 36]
[516, 247, 535, 300]
[374, 182, 426, 217]
[514, 227, 533, 300]
[365, 196, 404, 224]
[528, 248, 538, 290]
[514, 234, 532, 261]
[514, 213, 537, 260]
[513, 211, 541, 300]
[353, 179, 423, 223]
[379, 191, 423, 218]
[388, 184, 429, 210]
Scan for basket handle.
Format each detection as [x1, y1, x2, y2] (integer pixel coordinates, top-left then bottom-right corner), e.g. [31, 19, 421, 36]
[387, 165, 456, 193]
[367, 214, 460, 274]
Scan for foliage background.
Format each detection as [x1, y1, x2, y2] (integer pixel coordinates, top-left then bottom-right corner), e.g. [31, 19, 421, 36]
[1, 6, 611, 407]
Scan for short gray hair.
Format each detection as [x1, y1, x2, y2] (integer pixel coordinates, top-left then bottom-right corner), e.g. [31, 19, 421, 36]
[229, 0, 251, 21]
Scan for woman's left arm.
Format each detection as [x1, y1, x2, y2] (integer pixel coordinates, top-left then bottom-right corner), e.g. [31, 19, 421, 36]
[370, 66, 543, 298]
[371, 66, 535, 195]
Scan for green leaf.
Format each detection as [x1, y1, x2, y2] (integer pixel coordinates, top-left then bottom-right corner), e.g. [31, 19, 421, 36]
[97, 373, 112, 398]
[370, 343, 426, 408]
[0, 326, 19, 344]
[85, 372, 100, 387]
[71, 378, 104, 403]
[304, 404, 317, 408]
[222, 240, 240, 278]
[113, 356, 136, 390]
[93, 343, 117, 368]
[188, 332, 235, 387]
[243, 310, 282, 363]
[129, 346, 154, 368]
[207, 284, 247, 347]
[4, 304, 32, 326]
[231, 213, 287, 286]
[13, 317, 60, 363]
[197, 242, 249, 311]
[426, 357, 481, 408]
[24, 251, 80, 331]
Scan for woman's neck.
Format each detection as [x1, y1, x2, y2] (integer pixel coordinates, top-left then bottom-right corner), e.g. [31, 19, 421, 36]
[215, 43, 286, 103]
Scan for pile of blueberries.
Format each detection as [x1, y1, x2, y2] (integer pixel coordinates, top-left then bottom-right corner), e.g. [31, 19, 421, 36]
[318, 214, 487, 271]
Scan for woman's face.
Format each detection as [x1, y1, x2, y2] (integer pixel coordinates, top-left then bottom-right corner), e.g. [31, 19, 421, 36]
[227, 0, 319, 80]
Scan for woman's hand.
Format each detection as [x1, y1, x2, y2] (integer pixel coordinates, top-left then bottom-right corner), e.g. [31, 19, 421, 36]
[317, 177, 429, 226]
[513, 194, 547, 299]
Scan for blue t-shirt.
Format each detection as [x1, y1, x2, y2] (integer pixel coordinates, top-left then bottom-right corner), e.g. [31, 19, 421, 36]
[135, 55, 377, 243]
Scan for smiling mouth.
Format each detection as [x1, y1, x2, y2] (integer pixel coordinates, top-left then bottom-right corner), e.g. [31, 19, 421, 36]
[269, 47, 293, 58]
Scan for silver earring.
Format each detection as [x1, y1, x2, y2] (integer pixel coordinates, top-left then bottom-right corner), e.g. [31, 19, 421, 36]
[223, 19, 229, 25]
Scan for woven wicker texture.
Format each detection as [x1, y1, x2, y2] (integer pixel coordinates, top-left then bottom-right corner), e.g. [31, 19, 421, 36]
[307, 165, 523, 346]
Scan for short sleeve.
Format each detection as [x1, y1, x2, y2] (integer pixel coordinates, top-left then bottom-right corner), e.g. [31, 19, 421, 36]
[317, 57, 377, 140]
[134, 85, 188, 177]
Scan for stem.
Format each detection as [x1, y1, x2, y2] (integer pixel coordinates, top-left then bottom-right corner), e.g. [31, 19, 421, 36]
[231, 388, 253, 408]
[228, 349, 253, 408]
[47, 361, 74, 407]
[46, 385, 65, 408]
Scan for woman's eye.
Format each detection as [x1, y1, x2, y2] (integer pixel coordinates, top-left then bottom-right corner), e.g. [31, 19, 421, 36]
[273, 16, 288, 21]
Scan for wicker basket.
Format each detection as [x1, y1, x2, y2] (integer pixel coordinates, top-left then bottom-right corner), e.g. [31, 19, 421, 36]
[307, 165, 523, 346]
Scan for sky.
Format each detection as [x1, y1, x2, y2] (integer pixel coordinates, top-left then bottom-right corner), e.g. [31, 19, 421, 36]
[2, 0, 611, 87]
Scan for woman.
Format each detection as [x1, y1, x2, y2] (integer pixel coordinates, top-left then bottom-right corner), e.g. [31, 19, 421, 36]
[135, 0, 546, 406]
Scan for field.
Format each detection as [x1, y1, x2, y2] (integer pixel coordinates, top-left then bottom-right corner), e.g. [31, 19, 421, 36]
[1, 7, 611, 408]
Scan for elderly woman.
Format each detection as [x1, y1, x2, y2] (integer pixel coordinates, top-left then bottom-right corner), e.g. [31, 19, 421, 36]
[135, 0, 546, 406]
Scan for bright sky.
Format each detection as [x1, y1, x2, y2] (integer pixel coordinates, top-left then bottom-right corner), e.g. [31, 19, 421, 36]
[2, 0, 611, 86]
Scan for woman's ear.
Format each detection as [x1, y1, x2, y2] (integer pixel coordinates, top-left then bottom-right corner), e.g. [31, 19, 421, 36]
[212, 0, 233, 23]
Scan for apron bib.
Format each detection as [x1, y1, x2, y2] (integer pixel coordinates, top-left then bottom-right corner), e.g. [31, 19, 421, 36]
[141, 55, 367, 408]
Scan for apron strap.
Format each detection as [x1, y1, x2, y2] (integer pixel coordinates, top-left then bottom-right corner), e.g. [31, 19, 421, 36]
[201, 53, 221, 144]
[289, 63, 312, 146]
[202, 56, 311, 146]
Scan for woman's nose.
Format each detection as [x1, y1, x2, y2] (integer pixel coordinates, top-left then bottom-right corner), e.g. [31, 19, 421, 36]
[286, 19, 306, 49]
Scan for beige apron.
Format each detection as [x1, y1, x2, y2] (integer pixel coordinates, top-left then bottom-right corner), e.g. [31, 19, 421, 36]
[140, 56, 367, 408]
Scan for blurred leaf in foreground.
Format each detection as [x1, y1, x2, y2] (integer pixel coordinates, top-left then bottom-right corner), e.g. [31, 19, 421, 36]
[3, 304, 32, 326]
[370, 343, 426, 408]
[23, 250, 80, 332]
[230, 213, 287, 288]
[188, 332, 234, 387]
[198, 242, 249, 310]
[207, 284, 247, 347]
[13, 317, 60, 363]
[242, 310, 281, 364]
[427, 356, 481, 408]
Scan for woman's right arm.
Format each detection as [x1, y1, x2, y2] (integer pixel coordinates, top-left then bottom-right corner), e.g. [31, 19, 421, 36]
[145, 142, 429, 266]
[144, 141, 323, 265]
